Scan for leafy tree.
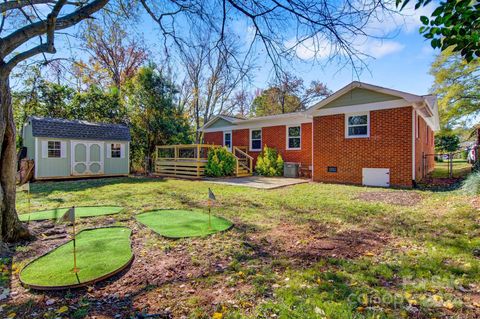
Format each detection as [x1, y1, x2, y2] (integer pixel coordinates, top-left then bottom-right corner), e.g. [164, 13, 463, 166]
[435, 132, 460, 153]
[252, 73, 330, 116]
[69, 86, 127, 123]
[430, 48, 480, 128]
[76, 18, 148, 89]
[399, 0, 480, 61]
[126, 65, 192, 169]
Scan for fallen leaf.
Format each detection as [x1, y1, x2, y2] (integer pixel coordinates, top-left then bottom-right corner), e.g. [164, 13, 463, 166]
[56, 306, 68, 314]
[443, 301, 454, 310]
[212, 312, 223, 319]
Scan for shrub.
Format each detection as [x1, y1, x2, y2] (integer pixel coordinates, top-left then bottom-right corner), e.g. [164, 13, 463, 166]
[205, 147, 236, 177]
[255, 146, 284, 176]
[462, 172, 480, 195]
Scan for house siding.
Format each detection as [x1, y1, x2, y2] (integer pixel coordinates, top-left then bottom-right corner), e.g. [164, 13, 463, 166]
[312, 106, 414, 187]
[36, 138, 71, 178]
[415, 113, 435, 180]
[322, 88, 402, 109]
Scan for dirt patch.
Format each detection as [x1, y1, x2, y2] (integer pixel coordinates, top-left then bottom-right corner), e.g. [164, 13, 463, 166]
[248, 222, 388, 264]
[356, 191, 423, 206]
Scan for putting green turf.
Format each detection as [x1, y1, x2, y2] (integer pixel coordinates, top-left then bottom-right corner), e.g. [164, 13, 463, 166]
[20, 227, 132, 288]
[136, 209, 233, 238]
[19, 206, 123, 221]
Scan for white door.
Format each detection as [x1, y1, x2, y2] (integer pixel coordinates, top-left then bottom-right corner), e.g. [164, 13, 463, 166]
[71, 141, 104, 175]
[223, 131, 232, 152]
[362, 168, 390, 187]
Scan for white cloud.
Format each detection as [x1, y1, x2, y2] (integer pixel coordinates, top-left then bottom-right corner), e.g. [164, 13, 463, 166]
[287, 35, 404, 61]
[365, 1, 437, 36]
[356, 38, 405, 59]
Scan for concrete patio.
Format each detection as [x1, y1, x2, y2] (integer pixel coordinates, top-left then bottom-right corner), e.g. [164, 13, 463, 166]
[204, 176, 309, 189]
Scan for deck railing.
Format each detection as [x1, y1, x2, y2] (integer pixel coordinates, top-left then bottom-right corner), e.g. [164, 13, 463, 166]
[154, 144, 219, 178]
[154, 144, 254, 178]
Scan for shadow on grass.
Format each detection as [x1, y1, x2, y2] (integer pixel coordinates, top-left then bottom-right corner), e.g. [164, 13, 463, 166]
[30, 177, 165, 196]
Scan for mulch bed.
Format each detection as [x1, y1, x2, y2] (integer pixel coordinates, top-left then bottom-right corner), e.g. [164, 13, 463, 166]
[356, 191, 424, 206]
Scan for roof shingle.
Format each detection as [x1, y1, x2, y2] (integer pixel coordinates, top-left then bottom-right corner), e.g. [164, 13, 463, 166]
[30, 117, 131, 141]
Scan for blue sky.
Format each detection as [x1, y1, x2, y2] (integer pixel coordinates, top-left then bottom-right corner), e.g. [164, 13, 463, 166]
[134, 1, 438, 96]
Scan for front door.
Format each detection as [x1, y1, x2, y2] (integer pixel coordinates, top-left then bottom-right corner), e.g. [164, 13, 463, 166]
[224, 131, 232, 152]
[71, 141, 104, 175]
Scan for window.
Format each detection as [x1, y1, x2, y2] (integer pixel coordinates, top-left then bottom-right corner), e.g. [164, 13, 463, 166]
[250, 129, 262, 151]
[346, 113, 369, 138]
[47, 141, 61, 158]
[224, 131, 232, 151]
[111, 143, 121, 158]
[287, 125, 301, 149]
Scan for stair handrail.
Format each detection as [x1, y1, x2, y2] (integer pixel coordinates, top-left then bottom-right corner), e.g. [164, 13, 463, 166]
[233, 146, 253, 173]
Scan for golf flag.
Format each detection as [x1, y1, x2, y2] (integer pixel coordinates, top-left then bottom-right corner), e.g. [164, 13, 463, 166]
[208, 188, 216, 201]
[60, 206, 75, 223]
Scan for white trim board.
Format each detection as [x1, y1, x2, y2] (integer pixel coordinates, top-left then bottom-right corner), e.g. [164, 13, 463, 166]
[201, 116, 312, 133]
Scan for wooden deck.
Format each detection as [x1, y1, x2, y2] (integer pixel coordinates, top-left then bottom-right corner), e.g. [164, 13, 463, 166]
[154, 144, 253, 178]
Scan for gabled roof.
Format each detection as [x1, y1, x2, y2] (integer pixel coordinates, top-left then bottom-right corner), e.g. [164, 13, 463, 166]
[306, 81, 427, 114]
[29, 117, 131, 141]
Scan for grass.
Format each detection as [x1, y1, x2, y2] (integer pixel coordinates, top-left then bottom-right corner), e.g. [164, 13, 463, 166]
[136, 209, 233, 238]
[18, 206, 123, 221]
[9, 176, 480, 318]
[19, 227, 132, 288]
[430, 159, 472, 178]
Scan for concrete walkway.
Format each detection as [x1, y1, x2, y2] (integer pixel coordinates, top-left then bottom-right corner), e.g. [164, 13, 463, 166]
[204, 176, 309, 189]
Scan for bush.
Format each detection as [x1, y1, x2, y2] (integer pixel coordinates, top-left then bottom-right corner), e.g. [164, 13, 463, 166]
[205, 147, 236, 177]
[255, 146, 284, 176]
[462, 172, 480, 195]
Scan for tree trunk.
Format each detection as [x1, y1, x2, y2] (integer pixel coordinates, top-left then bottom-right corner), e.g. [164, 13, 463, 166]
[0, 72, 31, 243]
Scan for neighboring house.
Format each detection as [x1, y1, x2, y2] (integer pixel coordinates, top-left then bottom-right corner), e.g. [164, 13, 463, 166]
[201, 81, 440, 187]
[22, 117, 130, 180]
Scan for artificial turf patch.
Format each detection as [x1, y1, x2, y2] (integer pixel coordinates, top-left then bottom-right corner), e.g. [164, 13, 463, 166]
[20, 227, 133, 289]
[136, 209, 233, 238]
[19, 206, 123, 221]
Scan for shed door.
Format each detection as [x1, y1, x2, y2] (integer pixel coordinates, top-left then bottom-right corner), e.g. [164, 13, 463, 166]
[71, 141, 104, 175]
[362, 168, 390, 187]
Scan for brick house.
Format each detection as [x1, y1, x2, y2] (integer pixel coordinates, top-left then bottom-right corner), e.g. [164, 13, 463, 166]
[201, 82, 439, 187]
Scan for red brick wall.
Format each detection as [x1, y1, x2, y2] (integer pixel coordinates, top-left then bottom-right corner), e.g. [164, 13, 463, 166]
[312, 107, 414, 187]
[414, 112, 435, 180]
[203, 123, 312, 167]
[203, 131, 223, 146]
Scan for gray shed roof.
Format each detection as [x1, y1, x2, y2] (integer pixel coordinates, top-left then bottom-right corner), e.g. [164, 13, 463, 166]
[29, 117, 131, 141]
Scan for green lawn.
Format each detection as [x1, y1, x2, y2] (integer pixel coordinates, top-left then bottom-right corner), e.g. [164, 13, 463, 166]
[8, 177, 480, 318]
[20, 227, 132, 288]
[136, 209, 233, 238]
[18, 205, 123, 221]
[430, 159, 472, 178]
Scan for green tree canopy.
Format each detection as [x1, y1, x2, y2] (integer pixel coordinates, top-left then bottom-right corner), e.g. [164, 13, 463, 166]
[435, 131, 460, 153]
[125, 65, 192, 168]
[430, 48, 480, 128]
[399, 0, 480, 61]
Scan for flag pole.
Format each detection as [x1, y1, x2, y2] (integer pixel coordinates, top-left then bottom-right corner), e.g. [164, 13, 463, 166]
[72, 206, 78, 273]
[208, 199, 212, 230]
